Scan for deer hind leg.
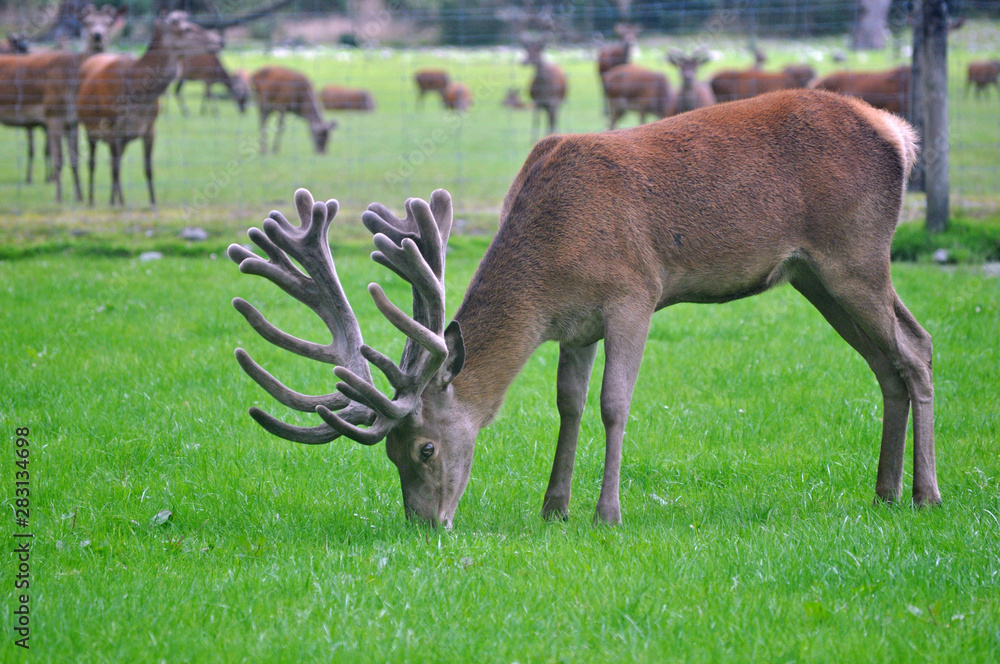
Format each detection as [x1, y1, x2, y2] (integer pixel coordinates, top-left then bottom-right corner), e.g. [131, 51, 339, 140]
[86, 136, 98, 206]
[109, 139, 124, 206]
[143, 132, 155, 206]
[67, 122, 82, 202]
[543, 342, 599, 521]
[272, 111, 286, 154]
[790, 262, 938, 506]
[46, 119, 64, 203]
[25, 127, 34, 184]
[595, 306, 653, 525]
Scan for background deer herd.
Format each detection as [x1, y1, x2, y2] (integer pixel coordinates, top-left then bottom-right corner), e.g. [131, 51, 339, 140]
[1, 4, 998, 208]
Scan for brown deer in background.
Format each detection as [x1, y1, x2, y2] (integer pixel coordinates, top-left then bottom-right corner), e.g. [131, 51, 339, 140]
[442, 81, 472, 111]
[173, 52, 249, 115]
[524, 41, 567, 138]
[321, 84, 375, 111]
[77, 11, 222, 206]
[597, 24, 639, 116]
[667, 49, 715, 114]
[250, 66, 337, 155]
[602, 64, 672, 129]
[710, 64, 815, 102]
[229, 89, 939, 529]
[966, 60, 1000, 100]
[414, 69, 449, 108]
[811, 66, 911, 117]
[0, 4, 124, 201]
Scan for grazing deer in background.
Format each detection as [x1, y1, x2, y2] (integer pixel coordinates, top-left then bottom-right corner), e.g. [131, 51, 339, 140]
[710, 64, 815, 102]
[414, 69, 449, 108]
[442, 81, 472, 111]
[173, 52, 249, 115]
[602, 64, 672, 129]
[811, 66, 911, 118]
[0, 4, 124, 201]
[77, 11, 223, 205]
[229, 89, 939, 529]
[250, 65, 337, 155]
[966, 60, 1000, 100]
[667, 49, 715, 114]
[320, 84, 375, 111]
[523, 41, 567, 139]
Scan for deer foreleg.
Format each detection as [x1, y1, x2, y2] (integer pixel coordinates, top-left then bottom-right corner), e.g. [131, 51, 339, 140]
[258, 109, 271, 155]
[543, 342, 599, 520]
[595, 311, 652, 525]
[86, 136, 97, 206]
[67, 122, 82, 202]
[109, 139, 123, 206]
[272, 111, 286, 154]
[25, 127, 34, 184]
[46, 119, 63, 203]
[143, 132, 155, 206]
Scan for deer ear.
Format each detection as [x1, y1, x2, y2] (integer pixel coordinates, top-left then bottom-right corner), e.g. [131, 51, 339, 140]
[439, 321, 465, 387]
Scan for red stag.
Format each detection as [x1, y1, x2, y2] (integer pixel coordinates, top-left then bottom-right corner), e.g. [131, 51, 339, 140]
[667, 49, 715, 114]
[229, 89, 939, 529]
[442, 82, 472, 112]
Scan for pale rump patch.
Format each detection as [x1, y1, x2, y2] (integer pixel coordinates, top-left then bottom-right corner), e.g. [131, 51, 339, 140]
[846, 96, 920, 180]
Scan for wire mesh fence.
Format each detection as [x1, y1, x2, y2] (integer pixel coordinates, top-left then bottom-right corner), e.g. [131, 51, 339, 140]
[0, 0, 997, 224]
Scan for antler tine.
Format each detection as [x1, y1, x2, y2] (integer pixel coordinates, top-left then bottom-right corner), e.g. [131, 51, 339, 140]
[229, 187, 376, 446]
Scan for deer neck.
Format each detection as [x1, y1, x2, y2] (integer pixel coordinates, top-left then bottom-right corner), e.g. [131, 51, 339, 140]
[450, 257, 547, 428]
[127, 27, 181, 100]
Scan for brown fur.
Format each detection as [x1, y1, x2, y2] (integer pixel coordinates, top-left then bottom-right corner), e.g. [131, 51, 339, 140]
[320, 84, 375, 111]
[811, 66, 911, 117]
[250, 65, 336, 155]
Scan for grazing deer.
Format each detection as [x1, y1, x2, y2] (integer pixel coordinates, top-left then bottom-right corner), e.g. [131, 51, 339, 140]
[320, 84, 375, 111]
[77, 11, 222, 206]
[523, 41, 567, 139]
[966, 60, 1000, 100]
[442, 82, 472, 112]
[250, 66, 337, 155]
[414, 69, 449, 108]
[602, 64, 672, 130]
[229, 89, 939, 529]
[173, 52, 249, 115]
[667, 50, 715, 115]
[811, 66, 911, 118]
[710, 65, 816, 102]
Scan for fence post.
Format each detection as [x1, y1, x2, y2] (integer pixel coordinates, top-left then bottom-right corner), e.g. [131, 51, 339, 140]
[921, 0, 949, 233]
[908, 0, 925, 192]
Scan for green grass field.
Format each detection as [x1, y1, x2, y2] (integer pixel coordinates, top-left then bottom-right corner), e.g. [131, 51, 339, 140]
[1, 246, 998, 661]
[1, 20, 999, 663]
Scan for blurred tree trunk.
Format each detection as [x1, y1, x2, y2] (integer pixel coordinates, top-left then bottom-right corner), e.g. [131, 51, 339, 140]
[853, 0, 891, 50]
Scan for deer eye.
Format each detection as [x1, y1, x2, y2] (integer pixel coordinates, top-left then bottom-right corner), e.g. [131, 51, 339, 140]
[419, 442, 435, 462]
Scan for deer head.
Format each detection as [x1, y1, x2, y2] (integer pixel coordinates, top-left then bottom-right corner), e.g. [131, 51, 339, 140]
[160, 11, 223, 59]
[667, 48, 710, 87]
[229, 189, 471, 528]
[80, 4, 125, 53]
[310, 119, 338, 154]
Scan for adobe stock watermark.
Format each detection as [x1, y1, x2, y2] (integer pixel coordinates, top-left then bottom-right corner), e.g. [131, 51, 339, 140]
[12, 426, 33, 650]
